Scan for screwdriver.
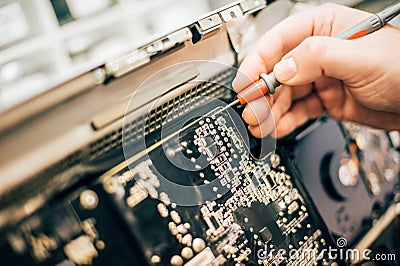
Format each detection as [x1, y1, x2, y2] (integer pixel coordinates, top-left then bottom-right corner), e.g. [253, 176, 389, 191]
[225, 2, 400, 110]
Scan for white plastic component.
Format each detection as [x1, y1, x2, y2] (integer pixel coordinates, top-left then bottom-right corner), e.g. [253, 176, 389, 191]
[0, 2, 29, 47]
[65, 0, 113, 19]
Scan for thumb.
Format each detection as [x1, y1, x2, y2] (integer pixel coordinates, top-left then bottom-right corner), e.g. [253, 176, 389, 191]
[273, 36, 363, 86]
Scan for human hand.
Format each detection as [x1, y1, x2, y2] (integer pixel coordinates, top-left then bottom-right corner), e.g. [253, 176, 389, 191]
[232, 3, 400, 138]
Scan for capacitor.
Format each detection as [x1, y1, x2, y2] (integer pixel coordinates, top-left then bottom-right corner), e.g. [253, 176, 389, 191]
[151, 255, 161, 264]
[181, 247, 193, 260]
[79, 189, 99, 210]
[181, 234, 192, 246]
[192, 238, 206, 253]
[170, 255, 183, 266]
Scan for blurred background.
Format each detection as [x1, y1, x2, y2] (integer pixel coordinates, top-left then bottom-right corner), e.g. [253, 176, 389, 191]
[0, 0, 398, 112]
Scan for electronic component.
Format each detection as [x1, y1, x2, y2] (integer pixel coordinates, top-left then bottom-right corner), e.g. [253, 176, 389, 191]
[293, 119, 399, 243]
[0, 1, 398, 265]
[95, 105, 334, 265]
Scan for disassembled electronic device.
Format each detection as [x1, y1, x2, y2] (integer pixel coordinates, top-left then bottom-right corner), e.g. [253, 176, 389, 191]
[0, 1, 398, 266]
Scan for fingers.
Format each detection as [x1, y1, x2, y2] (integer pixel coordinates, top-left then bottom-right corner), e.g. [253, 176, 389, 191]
[232, 51, 269, 92]
[313, 76, 345, 119]
[241, 35, 362, 138]
[242, 96, 273, 126]
[269, 85, 293, 122]
[243, 84, 313, 137]
[245, 87, 290, 138]
[232, 9, 315, 92]
[248, 113, 276, 139]
[291, 84, 312, 100]
[234, 3, 395, 139]
[275, 93, 324, 138]
[274, 36, 371, 86]
[339, 90, 400, 131]
[232, 3, 370, 93]
[243, 85, 292, 127]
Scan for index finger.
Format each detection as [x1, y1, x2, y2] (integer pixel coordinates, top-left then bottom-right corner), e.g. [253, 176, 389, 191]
[232, 3, 369, 92]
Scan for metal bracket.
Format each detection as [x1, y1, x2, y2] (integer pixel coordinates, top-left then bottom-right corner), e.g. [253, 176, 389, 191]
[197, 14, 223, 34]
[105, 28, 192, 77]
[240, 0, 266, 14]
[104, 0, 266, 77]
[220, 5, 244, 23]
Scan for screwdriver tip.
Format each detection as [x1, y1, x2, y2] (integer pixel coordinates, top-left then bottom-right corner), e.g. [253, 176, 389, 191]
[224, 98, 240, 110]
[227, 98, 240, 108]
[216, 99, 240, 114]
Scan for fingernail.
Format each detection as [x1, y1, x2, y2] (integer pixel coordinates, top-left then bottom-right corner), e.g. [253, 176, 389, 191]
[232, 78, 237, 89]
[232, 77, 241, 92]
[242, 106, 249, 119]
[274, 58, 296, 82]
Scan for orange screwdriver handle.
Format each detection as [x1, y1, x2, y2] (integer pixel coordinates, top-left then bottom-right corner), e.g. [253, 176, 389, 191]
[237, 79, 268, 105]
[237, 73, 280, 104]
